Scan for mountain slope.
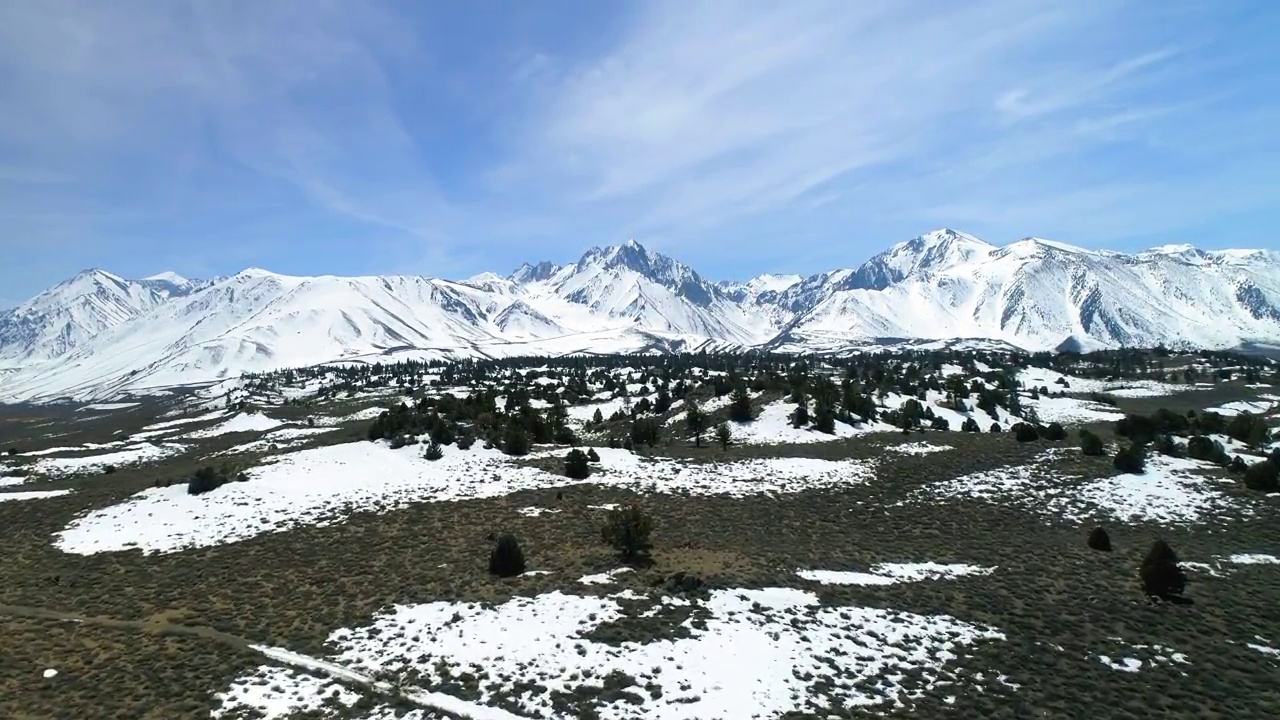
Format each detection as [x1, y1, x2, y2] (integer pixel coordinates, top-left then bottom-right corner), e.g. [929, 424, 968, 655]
[5, 232, 1280, 402]
[0, 269, 200, 367]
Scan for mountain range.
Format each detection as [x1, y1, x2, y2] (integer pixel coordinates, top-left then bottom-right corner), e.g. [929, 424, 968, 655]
[4, 228, 1280, 402]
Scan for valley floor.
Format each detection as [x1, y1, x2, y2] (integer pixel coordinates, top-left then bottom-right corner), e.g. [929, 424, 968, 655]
[1, 354, 1279, 720]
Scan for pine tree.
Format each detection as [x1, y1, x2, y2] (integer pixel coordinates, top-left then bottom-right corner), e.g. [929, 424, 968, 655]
[591, 408, 604, 425]
[685, 401, 707, 447]
[715, 422, 732, 450]
[727, 384, 754, 422]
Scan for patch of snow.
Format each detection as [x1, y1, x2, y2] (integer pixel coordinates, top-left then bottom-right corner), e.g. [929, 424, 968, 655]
[77, 402, 138, 412]
[183, 412, 284, 438]
[0, 490, 73, 502]
[727, 400, 887, 444]
[911, 451, 1243, 524]
[1206, 400, 1276, 416]
[221, 587, 1004, 719]
[798, 563, 994, 586]
[56, 443, 878, 554]
[1095, 655, 1143, 673]
[887, 442, 954, 455]
[311, 406, 388, 427]
[42, 668, 57, 679]
[29, 442, 185, 476]
[1225, 553, 1280, 565]
[517, 506, 562, 517]
[578, 567, 633, 585]
[1024, 395, 1125, 424]
[140, 410, 230, 431]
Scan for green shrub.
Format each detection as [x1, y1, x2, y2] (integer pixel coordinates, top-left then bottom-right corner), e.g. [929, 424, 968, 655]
[1140, 539, 1187, 599]
[1113, 443, 1146, 474]
[1087, 527, 1112, 552]
[488, 534, 526, 577]
[1079, 429, 1105, 456]
[1042, 422, 1066, 441]
[601, 504, 654, 561]
[564, 448, 591, 479]
[423, 441, 444, 461]
[586, 447, 600, 462]
[503, 424, 531, 456]
[1243, 459, 1279, 491]
[1013, 423, 1039, 442]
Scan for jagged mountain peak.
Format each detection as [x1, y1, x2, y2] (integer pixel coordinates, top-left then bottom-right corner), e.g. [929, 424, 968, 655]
[846, 228, 995, 291]
[510, 260, 563, 285]
[8, 228, 1280, 402]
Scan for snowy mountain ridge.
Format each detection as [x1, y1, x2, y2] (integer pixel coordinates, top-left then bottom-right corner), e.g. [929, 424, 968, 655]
[4, 229, 1280, 402]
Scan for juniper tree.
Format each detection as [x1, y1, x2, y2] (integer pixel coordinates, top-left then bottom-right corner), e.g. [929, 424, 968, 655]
[1139, 539, 1187, 599]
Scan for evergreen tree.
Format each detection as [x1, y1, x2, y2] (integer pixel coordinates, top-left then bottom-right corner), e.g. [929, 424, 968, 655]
[564, 449, 591, 479]
[727, 384, 754, 422]
[1079, 429, 1105, 456]
[591, 408, 604, 425]
[715, 422, 732, 450]
[1243, 459, 1279, 491]
[1113, 443, 1147, 474]
[685, 401, 707, 447]
[489, 534, 526, 577]
[1087, 527, 1112, 552]
[1139, 539, 1187, 599]
[502, 422, 531, 456]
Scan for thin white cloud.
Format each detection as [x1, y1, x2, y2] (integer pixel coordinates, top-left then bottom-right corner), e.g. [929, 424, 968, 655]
[501, 1, 1203, 238]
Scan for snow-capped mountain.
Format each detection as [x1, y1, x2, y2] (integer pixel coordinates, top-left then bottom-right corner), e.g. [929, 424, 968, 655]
[0, 269, 201, 366]
[4, 231, 1280, 402]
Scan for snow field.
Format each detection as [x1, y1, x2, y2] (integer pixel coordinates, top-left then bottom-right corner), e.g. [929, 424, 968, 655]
[909, 450, 1248, 524]
[219, 587, 1005, 720]
[55, 443, 878, 555]
[28, 442, 186, 476]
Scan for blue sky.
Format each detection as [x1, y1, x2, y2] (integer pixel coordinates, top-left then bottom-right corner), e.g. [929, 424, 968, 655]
[1, 0, 1278, 308]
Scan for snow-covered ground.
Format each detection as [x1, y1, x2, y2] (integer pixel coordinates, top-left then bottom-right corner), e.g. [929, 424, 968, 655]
[726, 401, 889, 444]
[77, 402, 139, 412]
[1017, 367, 1190, 398]
[887, 442, 954, 455]
[182, 412, 284, 438]
[139, 409, 230, 432]
[1205, 400, 1277, 416]
[217, 587, 1005, 720]
[1092, 640, 1189, 674]
[56, 443, 878, 554]
[214, 427, 341, 456]
[0, 489, 73, 502]
[910, 451, 1246, 524]
[1023, 395, 1125, 424]
[797, 562, 994, 586]
[28, 442, 186, 476]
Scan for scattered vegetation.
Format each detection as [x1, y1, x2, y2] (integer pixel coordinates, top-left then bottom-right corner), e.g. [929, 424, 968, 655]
[187, 464, 247, 496]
